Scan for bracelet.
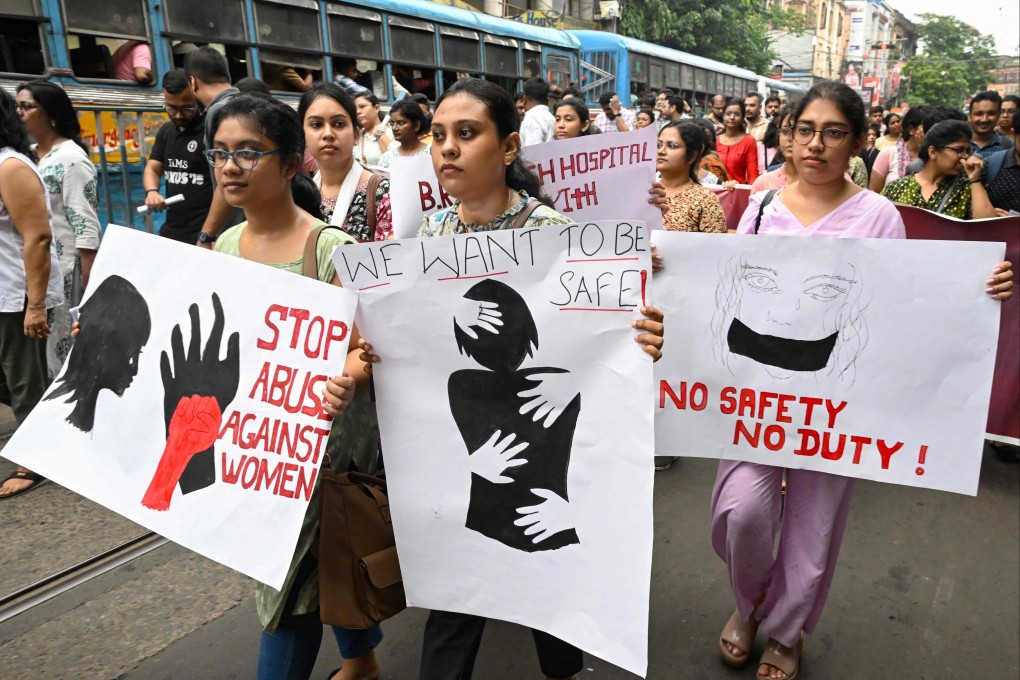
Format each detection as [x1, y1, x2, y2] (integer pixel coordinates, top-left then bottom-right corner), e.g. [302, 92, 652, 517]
[969, 178, 983, 184]
[145, 188, 161, 194]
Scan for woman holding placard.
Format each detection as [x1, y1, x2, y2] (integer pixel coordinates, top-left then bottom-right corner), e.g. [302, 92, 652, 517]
[299, 83, 393, 242]
[344, 76, 664, 680]
[205, 92, 384, 680]
[656, 121, 726, 233]
[715, 81, 1012, 680]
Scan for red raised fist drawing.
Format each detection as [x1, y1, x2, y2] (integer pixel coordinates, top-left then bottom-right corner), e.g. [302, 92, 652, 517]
[141, 395, 223, 511]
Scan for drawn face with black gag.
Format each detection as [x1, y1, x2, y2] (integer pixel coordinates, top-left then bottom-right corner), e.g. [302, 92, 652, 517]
[45, 275, 152, 432]
[712, 254, 868, 383]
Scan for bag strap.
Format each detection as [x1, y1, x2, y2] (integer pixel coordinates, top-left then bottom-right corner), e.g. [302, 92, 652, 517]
[302, 223, 345, 280]
[508, 197, 541, 230]
[986, 151, 1006, 187]
[935, 176, 965, 215]
[366, 173, 381, 239]
[753, 189, 779, 234]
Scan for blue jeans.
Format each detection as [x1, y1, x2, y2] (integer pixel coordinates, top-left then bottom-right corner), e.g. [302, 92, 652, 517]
[257, 612, 383, 680]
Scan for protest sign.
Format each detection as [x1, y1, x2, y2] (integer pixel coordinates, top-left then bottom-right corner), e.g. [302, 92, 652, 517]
[388, 127, 663, 239]
[896, 206, 1019, 444]
[334, 221, 655, 676]
[709, 184, 752, 231]
[652, 231, 1003, 496]
[3, 227, 358, 588]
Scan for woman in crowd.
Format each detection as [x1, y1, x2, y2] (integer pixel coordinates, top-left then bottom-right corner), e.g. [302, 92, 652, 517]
[882, 120, 995, 220]
[758, 112, 786, 173]
[750, 106, 796, 192]
[635, 109, 655, 129]
[553, 98, 593, 139]
[344, 76, 663, 680]
[377, 99, 430, 168]
[16, 80, 100, 378]
[716, 81, 1012, 680]
[693, 118, 730, 184]
[656, 121, 726, 233]
[715, 97, 759, 185]
[0, 89, 63, 500]
[874, 111, 902, 151]
[859, 124, 881, 177]
[205, 92, 382, 680]
[868, 105, 929, 192]
[300, 83, 392, 242]
[353, 93, 392, 167]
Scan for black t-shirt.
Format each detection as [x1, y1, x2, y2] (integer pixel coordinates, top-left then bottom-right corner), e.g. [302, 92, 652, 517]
[149, 117, 214, 243]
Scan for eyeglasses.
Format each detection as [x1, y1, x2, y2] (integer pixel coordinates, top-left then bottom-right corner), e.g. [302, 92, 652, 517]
[792, 125, 851, 147]
[164, 104, 198, 115]
[15, 102, 39, 112]
[940, 145, 971, 157]
[203, 148, 281, 170]
[656, 140, 683, 151]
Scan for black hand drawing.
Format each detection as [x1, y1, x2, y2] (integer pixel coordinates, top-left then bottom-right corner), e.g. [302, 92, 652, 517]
[160, 293, 240, 494]
[448, 279, 581, 553]
[46, 275, 151, 433]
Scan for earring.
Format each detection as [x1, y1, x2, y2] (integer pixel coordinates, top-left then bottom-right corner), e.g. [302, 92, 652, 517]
[504, 154, 513, 165]
[51, 120, 56, 127]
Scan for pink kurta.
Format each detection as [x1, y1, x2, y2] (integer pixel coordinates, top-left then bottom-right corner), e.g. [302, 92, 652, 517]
[715, 186, 905, 648]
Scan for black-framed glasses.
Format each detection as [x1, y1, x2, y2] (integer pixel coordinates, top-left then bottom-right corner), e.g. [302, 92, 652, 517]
[203, 148, 281, 170]
[164, 104, 198, 115]
[941, 145, 971, 157]
[792, 125, 851, 147]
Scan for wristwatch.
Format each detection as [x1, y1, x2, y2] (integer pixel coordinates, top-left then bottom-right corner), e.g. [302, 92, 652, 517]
[197, 231, 216, 244]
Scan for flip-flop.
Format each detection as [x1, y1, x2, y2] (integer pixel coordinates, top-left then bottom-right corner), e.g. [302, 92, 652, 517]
[0, 470, 46, 500]
[757, 635, 803, 680]
[719, 607, 759, 668]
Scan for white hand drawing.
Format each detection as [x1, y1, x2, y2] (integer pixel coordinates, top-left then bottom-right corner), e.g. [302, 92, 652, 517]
[453, 299, 503, 340]
[517, 371, 578, 428]
[514, 488, 576, 544]
[469, 430, 529, 484]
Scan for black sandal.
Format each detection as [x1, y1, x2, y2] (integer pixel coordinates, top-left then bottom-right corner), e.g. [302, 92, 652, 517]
[0, 470, 46, 500]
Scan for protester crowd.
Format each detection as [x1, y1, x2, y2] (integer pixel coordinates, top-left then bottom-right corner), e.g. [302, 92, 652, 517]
[1, 46, 1017, 680]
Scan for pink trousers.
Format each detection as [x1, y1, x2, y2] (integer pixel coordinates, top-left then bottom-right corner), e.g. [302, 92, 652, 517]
[710, 460, 855, 648]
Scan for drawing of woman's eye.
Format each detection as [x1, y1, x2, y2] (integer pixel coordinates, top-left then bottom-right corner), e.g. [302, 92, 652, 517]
[743, 273, 779, 292]
[803, 283, 846, 301]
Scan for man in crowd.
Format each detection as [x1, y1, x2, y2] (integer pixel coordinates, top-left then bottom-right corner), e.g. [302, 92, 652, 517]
[111, 39, 153, 84]
[519, 77, 556, 146]
[661, 96, 686, 125]
[744, 92, 768, 141]
[514, 92, 526, 121]
[705, 94, 727, 134]
[998, 95, 1019, 139]
[654, 90, 671, 130]
[969, 90, 1015, 160]
[142, 69, 214, 245]
[594, 92, 635, 133]
[184, 46, 241, 249]
[869, 105, 885, 133]
[764, 94, 782, 120]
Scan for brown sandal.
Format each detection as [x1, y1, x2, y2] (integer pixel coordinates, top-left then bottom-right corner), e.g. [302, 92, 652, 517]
[718, 608, 758, 668]
[757, 635, 803, 679]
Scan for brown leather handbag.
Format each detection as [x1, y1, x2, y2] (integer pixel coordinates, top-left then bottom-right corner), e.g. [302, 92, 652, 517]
[316, 470, 406, 629]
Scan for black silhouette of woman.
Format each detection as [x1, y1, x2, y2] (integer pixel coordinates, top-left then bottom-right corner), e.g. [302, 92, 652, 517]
[448, 279, 580, 552]
[45, 275, 151, 432]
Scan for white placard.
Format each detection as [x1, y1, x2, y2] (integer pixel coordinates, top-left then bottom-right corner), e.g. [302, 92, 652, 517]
[652, 231, 1004, 496]
[334, 221, 655, 677]
[4, 227, 358, 588]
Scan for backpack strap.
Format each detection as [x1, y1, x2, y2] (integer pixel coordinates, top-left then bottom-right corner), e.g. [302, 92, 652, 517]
[508, 197, 542, 230]
[366, 173, 382, 239]
[986, 150, 1006, 188]
[302, 223, 345, 280]
[753, 189, 779, 234]
[935, 176, 966, 215]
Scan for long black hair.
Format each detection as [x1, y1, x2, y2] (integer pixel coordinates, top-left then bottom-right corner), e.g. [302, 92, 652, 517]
[763, 104, 794, 166]
[0, 89, 35, 161]
[436, 78, 552, 206]
[355, 93, 384, 125]
[298, 82, 360, 130]
[16, 80, 90, 156]
[659, 121, 706, 183]
[723, 97, 746, 132]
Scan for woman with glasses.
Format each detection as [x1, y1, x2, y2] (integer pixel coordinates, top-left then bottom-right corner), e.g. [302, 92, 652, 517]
[377, 99, 430, 169]
[656, 121, 726, 232]
[881, 120, 996, 219]
[15, 81, 100, 379]
[715, 82, 1012, 680]
[716, 97, 760, 185]
[206, 93, 383, 680]
[751, 106, 796, 192]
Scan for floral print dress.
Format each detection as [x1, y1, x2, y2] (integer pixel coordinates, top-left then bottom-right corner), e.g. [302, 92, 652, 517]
[39, 140, 101, 378]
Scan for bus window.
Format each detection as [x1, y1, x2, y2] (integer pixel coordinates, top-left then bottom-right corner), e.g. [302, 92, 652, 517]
[170, 41, 249, 83]
[522, 43, 541, 79]
[665, 63, 679, 90]
[440, 27, 480, 72]
[547, 54, 571, 90]
[680, 64, 694, 94]
[694, 68, 706, 95]
[483, 35, 518, 93]
[64, 0, 153, 82]
[706, 71, 717, 100]
[328, 6, 384, 60]
[389, 16, 437, 100]
[252, 0, 322, 91]
[163, 0, 247, 43]
[0, 1, 46, 75]
[334, 57, 386, 99]
[629, 53, 647, 94]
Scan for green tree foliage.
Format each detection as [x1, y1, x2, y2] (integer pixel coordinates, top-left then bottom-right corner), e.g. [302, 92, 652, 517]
[619, 0, 806, 75]
[901, 14, 996, 108]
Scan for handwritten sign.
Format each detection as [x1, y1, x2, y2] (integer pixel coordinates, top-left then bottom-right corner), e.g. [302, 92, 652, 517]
[3, 227, 358, 588]
[652, 231, 1003, 496]
[388, 127, 663, 239]
[334, 221, 654, 677]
